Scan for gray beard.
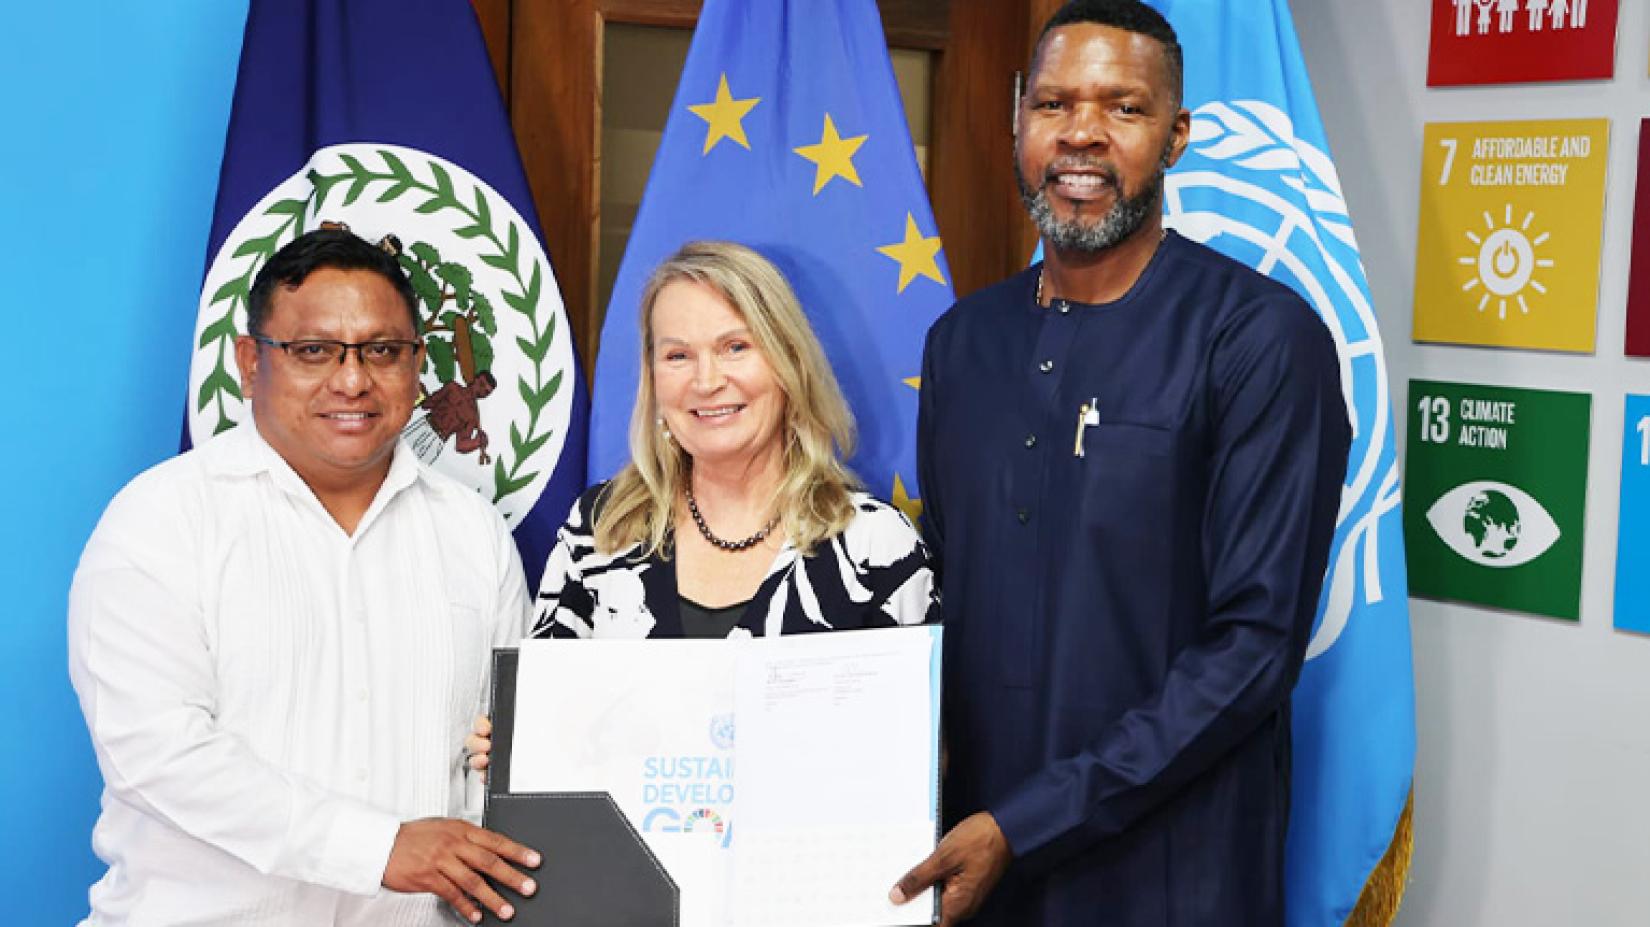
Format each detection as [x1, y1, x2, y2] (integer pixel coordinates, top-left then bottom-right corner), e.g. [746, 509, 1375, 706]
[1017, 159, 1166, 254]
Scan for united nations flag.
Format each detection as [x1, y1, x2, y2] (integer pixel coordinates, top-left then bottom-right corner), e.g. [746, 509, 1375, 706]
[189, 0, 588, 588]
[588, 0, 950, 523]
[1151, 1, 1417, 923]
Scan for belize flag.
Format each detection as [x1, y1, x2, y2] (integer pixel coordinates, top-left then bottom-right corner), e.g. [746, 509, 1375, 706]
[1151, 1, 1417, 923]
[186, 0, 586, 589]
[586, 0, 950, 524]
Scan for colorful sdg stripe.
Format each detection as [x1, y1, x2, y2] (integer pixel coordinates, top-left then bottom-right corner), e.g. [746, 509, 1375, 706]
[682, 808, 726, 836]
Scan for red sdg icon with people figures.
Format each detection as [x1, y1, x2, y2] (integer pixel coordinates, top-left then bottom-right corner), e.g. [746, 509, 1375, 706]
[1427, 0, 1618, 86]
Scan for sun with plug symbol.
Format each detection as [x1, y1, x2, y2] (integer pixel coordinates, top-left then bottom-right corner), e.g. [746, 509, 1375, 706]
[1459, 204, 1554, 321]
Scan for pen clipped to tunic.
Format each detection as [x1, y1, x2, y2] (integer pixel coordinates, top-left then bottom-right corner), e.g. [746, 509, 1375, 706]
[1074, 397, 1100, 457]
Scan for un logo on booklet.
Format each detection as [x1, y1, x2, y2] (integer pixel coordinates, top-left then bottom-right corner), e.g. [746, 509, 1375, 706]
[709, 713, 736, 751]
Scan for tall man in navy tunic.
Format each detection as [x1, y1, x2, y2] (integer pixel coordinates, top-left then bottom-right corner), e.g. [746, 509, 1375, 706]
[891, 2, 1351, 925]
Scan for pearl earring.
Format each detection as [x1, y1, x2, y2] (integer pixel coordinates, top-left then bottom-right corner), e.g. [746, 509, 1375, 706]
[657, 416, 671, 441]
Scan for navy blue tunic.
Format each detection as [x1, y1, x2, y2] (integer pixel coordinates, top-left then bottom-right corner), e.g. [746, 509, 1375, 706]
[918, 232, 1349, 927]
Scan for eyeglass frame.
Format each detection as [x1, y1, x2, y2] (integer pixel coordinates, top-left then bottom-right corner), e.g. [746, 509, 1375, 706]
[249, 334, 425, 371]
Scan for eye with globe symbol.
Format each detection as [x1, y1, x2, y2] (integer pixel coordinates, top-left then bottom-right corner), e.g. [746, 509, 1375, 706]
[1461, 489, 1521, 558]
[1425, 480, 1562, 568]
[1459, 204, 1553, 320]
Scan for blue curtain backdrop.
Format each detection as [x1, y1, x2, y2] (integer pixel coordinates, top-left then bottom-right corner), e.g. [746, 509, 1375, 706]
[0, 3, 250, 918]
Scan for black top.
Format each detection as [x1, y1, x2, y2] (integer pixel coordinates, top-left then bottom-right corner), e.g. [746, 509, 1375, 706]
[533, 483, 940, 639]
[677, 596, 749, 639]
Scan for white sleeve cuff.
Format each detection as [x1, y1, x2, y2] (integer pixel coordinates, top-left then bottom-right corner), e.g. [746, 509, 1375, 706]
[311, 802, 402, 896]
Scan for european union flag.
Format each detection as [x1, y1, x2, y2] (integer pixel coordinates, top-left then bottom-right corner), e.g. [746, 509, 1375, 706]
[588, 0, 950, 521]
[1151, 1, 1417, 923]
[187, 0, 587, 588]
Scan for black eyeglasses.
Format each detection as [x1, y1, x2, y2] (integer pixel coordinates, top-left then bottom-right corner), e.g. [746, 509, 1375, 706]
[251, 335, 423, 371]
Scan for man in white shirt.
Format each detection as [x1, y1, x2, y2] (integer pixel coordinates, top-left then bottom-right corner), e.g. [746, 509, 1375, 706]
[69, 228, 539, 926]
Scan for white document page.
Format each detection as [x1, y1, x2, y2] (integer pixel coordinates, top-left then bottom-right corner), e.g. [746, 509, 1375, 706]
[730, 626, 940, 927]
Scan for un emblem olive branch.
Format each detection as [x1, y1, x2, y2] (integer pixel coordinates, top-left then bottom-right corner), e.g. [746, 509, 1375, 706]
[1171, 101, 1395, 659]
[1186, 101, 1353, 230]
[197, 149, 565, 505]
[197, 197, 307, 435]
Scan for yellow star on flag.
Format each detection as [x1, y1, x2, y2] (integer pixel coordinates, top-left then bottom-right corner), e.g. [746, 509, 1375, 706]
[877, 213, 946, 293]
[687, 74, 760, 155]
[892, 473, 923, 526]
[793, 113, 867, 195]
[904, 376, 921, 390]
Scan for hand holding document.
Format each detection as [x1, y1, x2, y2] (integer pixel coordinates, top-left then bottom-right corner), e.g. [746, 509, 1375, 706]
[499, 626, 942, 927]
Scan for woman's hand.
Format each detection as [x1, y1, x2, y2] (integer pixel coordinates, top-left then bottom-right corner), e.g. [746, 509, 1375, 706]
[465, 715, 493, 773]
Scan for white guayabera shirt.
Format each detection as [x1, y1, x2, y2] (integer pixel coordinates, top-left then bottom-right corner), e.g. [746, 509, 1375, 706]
[68, 424, 529, 926]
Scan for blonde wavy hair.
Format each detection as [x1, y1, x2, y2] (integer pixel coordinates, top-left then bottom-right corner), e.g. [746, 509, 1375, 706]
[593, 241, 860, 557]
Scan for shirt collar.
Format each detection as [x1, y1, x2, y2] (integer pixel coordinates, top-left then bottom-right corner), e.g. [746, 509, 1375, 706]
[1032, 228, 1181, 311]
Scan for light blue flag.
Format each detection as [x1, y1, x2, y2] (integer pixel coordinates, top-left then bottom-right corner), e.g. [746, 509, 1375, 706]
[587, 0, 950, 520]
[1152, 1, 1416, 923]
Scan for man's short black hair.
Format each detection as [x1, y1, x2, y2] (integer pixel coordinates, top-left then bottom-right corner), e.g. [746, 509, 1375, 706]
[1032, 0, 1184, 109]
[246, 228, 420, 336]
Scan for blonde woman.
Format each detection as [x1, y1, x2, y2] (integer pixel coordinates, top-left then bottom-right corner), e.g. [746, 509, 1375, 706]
[468, 241, 937, 765]
[535, 240, 937, 642]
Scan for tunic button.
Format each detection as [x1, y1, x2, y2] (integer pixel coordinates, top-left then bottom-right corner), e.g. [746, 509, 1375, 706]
[1056, 300, 1070, 314]
[1038, 359, 1054, 373]
[1016, 508, 1030, 524]
[1024, 434, 1037, 449]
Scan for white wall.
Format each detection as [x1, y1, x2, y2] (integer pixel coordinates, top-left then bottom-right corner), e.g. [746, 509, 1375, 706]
[1290, 2, 1650, 925]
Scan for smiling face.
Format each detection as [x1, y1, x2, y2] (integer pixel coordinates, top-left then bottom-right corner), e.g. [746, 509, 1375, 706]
[1015, 23, 1189, 254]
[649, 279, 786, 476]
[234, 267, 421, 495]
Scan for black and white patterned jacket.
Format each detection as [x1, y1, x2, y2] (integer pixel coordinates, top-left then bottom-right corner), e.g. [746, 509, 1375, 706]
[531, 483, 940, 639]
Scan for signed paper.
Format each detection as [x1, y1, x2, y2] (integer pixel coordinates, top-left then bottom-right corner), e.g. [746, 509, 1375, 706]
[730, 630, 938, 926]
